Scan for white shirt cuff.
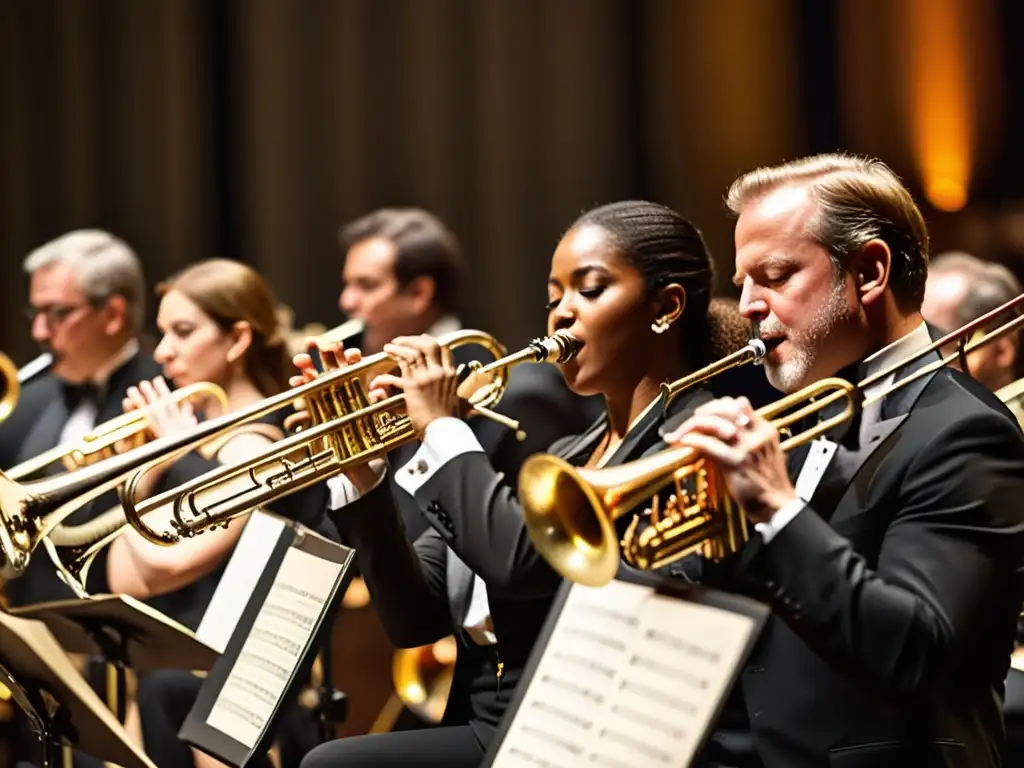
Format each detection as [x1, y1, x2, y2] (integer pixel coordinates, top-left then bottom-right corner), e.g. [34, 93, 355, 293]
[754, 498, 805, 545]
[394, 417, 484, 497]
[327, 464, 387, 511]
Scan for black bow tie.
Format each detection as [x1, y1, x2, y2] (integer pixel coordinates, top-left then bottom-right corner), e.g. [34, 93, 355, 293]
[62, 381, 102, 411]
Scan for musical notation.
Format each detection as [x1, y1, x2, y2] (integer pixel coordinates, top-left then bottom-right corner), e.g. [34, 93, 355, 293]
[204, 547, 343, 748]
[488, 580, 760, 768]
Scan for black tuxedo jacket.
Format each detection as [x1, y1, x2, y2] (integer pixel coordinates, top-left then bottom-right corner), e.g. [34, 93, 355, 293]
[331, 385, 713, 748]
[663, 357, 1024, 767]
[0, 350, 163, 605]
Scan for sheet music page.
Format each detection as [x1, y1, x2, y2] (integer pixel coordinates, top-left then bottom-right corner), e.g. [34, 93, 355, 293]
[489, 580, 758, 768]
[204, 546, 341, 748]
[196, 511, 287, 653]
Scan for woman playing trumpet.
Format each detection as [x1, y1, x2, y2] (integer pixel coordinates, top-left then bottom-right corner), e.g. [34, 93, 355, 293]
[99, 259, 337, 768]
[297, 201, 739, 767]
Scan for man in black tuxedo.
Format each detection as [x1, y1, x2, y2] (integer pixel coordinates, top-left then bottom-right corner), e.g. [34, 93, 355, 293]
[0, 229, 161, 604]
[0, 230, 161, 767]
[660, 154, 1024, 767]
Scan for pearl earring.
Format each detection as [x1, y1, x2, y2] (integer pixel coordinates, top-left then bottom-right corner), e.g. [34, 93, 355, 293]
[651, 317, 670, 334]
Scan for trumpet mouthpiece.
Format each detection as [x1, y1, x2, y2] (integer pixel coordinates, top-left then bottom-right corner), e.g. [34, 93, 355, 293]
[532, 331, 583, 364]
[750, 336, 783, 364]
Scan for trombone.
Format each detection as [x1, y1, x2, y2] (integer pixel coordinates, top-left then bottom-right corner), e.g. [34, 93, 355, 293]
[40, 330, 581, 587]
[521, 293, 1024, 587]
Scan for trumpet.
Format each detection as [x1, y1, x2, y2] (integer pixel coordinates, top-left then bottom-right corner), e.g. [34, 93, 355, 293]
[6, 382, 227, 481]
[521, 293, 1024, 587]
[44, 330, 580, 572]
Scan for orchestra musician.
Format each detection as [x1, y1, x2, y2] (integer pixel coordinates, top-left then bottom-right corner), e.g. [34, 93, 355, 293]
[296, 200, 733, 767]
[97, 259, 338, 768]
[921, 251, 1023, 414]
[0, 230, 161, 606]
[1, 230, 160, 768]
[335, 207, 598, 541]
[656, 154, 1024, 767]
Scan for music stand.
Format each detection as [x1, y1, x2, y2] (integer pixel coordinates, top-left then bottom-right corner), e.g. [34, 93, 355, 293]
[10, 593, 219, 722]
[0, 610, 155, 768]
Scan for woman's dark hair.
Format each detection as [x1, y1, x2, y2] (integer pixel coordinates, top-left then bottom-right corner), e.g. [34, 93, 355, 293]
[157, 259, 290, 397]
[572, 201, 723, 366]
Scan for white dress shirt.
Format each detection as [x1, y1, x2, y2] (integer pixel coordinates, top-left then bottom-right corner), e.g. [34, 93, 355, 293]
[756, 322, 933, 544]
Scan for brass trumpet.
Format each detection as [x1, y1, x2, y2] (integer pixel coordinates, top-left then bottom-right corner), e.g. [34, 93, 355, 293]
[45, 331, 580, 572]
[6, 382, 227, 481]
[522, 293, 1024, 586]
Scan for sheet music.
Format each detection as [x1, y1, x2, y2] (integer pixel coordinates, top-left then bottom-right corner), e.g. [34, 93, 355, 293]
[204, 547, 342, 748]
[489, 580, 758, 768]
[197, 511, 287, 653]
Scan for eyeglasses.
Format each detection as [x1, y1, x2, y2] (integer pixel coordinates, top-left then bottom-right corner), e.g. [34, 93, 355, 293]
[25, 302, 95, 328]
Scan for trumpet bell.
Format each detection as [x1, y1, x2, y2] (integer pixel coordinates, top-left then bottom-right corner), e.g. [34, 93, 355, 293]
[519, 454, 622, 587]
[392, 637, 456, 723]
[520, 449, 747, 587]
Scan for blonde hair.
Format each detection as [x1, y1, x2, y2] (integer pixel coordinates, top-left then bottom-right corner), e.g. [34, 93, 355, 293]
[727, 153, 930, 311]
[23, 229, 146, 333]
[157, 259, 289, 396]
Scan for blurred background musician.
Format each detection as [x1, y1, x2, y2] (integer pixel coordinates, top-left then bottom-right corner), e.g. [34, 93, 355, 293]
[921, 251, 1024, 418]
[1, 230, 159, 768]
[335, 207, 599, 534]
[298, 200, 736, 767]
[657, 154, 1024, 768]
[0, 230, 161, 607]
[96, 258, 335, 768]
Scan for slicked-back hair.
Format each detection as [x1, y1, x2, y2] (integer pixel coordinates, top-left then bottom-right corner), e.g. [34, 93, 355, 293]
[727, 153, 930, 312]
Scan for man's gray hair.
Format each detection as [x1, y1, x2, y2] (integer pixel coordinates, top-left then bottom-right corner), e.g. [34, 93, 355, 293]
[23, 229, 146, 334]
[929, 251, 1021, 328]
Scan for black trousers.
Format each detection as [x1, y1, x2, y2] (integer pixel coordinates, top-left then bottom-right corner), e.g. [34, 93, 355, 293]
[300, 726, 484, 768]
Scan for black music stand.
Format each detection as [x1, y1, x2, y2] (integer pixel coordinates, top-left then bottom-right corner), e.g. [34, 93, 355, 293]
[10, 593, 219, 722]
[0, 610, 155, 768]
[180, 527, 354, 767]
